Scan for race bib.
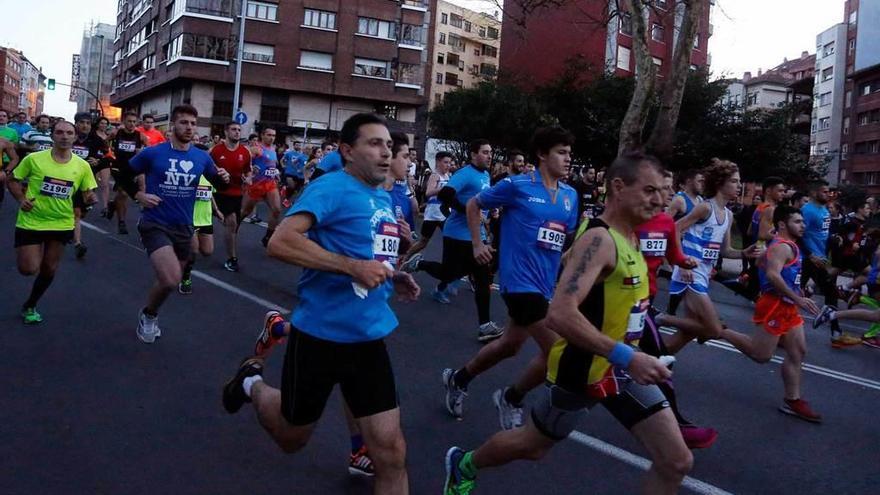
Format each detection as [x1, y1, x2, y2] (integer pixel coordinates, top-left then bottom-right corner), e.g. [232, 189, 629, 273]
[582, 204, 594, 219]
[196, 185, 212, 201]
[36, 142, 52, 151]
[821, 217, 830, 231]
[639, 233, 667, 257]
[794, 273, 801, 286]
[40, 177, 74, 199]
[263, 167, 280, 179]
[625, 298, 649, 343]
[373, 221, 400, 263]
[72, 146, 90, 159]
[702, 242, 721, 261]
[118, 140, 136, 152]
[537, 221, 566, 251]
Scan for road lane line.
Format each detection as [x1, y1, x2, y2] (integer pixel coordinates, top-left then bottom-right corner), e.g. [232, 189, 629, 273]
[81, 221, 108, 234]
[568, 431, 734, 495]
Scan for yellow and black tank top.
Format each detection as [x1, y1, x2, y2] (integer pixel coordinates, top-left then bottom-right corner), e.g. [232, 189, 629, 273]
[547, 218, 650, 399]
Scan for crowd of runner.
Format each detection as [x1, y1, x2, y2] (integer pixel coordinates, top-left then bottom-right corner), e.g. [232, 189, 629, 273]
[3, 106, 879, 494]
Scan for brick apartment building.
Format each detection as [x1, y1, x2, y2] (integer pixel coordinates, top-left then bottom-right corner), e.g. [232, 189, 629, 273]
[110, 0, 435, 149]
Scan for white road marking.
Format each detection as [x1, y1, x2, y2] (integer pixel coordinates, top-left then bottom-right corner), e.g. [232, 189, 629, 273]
[568, 431, 734, 495]
[80, 221, 108, 234]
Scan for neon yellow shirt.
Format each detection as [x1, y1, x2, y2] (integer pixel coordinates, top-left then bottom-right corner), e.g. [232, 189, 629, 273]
[193, 176, 214, 228]
[12, 150, 97, 231]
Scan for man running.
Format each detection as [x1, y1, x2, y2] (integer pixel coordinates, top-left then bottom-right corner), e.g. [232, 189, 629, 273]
[281, 140, 308, 202]
[136, 114, 166, 146]
[121, 104, 230, 343]
[221, 113, 419, 495]
[10, 112, 32, 138]
[440, 127, 578, 428]
[721, 205, 822, 422]
[0, 136, 20, 207]
[443, 153, 691, 495]
[668, 168, 703, 221]
[69, 112, 110, 259]
[20, 115, 54, 155]
[309, 140, 343, 180]
[209, 122, 251, 272]
[0, 109, 21, 145]
[385, 132, 417, 240]
[241, 127, 281, 248]
[402, 151, 452, 261]
[572, 165, 601, 222]
[108, 111, 148, 233]
[401, 139, 503, 341]
[178, 175, 219, 294]
[8, 120, 97, 323]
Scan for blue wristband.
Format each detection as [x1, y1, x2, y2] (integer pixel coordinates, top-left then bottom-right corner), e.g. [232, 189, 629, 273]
[608, 342, 635, 368]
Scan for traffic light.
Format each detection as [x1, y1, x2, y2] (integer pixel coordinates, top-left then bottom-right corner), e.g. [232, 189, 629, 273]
[47, 78, 55, 90]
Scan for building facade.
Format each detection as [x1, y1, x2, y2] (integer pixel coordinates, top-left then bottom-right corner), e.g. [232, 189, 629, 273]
[811, 23, 848, 184]
[79, 22, 119, 120]
[110, 0, 434, 150]
[19, 55, 45, 118]
[499, 0, 712, 86]
[428, 0, 500, 108]
[0, 47, 23, 113]
[839, 0, 880, 193]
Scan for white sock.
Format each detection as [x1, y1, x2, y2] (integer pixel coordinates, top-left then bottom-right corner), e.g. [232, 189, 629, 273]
[830, 312, 838, 320]
[243, 375, 263, 398]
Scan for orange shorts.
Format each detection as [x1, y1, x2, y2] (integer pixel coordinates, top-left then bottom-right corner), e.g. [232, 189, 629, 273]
[752, 293, 804, 336]
[247, 180, 278, 200]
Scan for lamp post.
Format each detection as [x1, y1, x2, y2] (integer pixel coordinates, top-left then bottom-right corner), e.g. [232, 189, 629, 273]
[232, 0, 248, 119]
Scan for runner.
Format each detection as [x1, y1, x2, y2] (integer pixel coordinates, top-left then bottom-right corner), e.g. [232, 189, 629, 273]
[667, 168, 703, 220]
[720, 205, 823, 422]
[402, 151, 452, 261]
[209, 122, 252, 272]
[309, 140, 342, 180]
[0, 109, 21, 145]
[136, 114, 166, 146]
[70, 112, 110, 259]
[281, 139, 308, 203]
[439, 127, 578, 427]
[400, 139, 504, 342]
[385, 132, 417, 241]
[241, 127, 282, 248]
[108, 111, 148, 233]
[178, 175, 219, 294]
[10, 112, 32, 138]
[120, 104, 230, 343]
[0, 136, 20, 207]
[20, 115, 54, 155]
[221, 113, 419, 495]
[572, 165, 601, 222]
[663, 159, 762, 352]
[443, 153, 691, 495]
[8, 120, 97, 323]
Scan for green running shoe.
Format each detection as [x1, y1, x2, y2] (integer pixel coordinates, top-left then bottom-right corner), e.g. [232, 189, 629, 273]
[444, 447, 476, 495]
[21, 307, 43, 324]
[178, 278, 193, 295]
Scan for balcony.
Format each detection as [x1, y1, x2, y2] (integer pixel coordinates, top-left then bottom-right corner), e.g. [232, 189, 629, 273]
[401, 0, 428, 12]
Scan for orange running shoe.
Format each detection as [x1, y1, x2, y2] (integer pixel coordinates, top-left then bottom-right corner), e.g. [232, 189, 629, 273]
[254, 310, 286, 358]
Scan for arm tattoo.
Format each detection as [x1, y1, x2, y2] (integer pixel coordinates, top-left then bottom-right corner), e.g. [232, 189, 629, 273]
[564, 234, 603, 295]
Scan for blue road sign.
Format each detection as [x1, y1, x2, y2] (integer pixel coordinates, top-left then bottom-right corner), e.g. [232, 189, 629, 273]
[234, 111, 248, 125]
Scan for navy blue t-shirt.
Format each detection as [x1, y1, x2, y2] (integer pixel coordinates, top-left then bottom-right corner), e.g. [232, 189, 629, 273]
[129, 142, 219, 227]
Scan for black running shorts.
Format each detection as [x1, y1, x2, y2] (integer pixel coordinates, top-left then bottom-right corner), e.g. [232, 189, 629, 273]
[420, 219, 444, 239]
[502, 292, 549, 327]
[215, 193, 243, 219]
[14, 228, 74, 247]
[281, 328, 398, 426]
[137, 220, 194, 260]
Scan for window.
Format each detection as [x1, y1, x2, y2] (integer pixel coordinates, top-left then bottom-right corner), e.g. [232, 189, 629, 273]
[864, 83, 872, 96]
[616, 46, 631, 71]
[844, 117, 850, 134]
[651, 23, 665, 42]
[693, 32, 700, 49]
[487, 26, 499, 40]
[474, 48, 480, 56]
[849, 39, 856, 55]
[144, 53, 156, 70]
[183, 0, 233, 18]
[247, 1, 277, 22]
[842, 143, 849, 157]
[299, 50, 332, 70]
[479, 26, 486, 37]
[819, 117, 831, 130]
[846, 90, 852, 108]
[481, 44, 498, 58]
[242, 42, 274, 63]
[619, 13, 632, 36]
[817, 142, 829, 154]
[358, 17, 395, 39]
[446, 53, 460, 66]
[441, 13, 447, 24]
[439, 33, 446, 44]
[747, 92, 758, 106]
[479, 63, 497, 78]
[260, 90, 288, 124]
[822, 67, 833, 81]
[448, 34, 465, 52]
[398, 24, 426, 47]
[849, 10, 857, 25]
[859, 112, 870, 125]
[818, 92, 832, 106]
[656, 0, 668, 9]
[436, 72, 443, 84]
[437, 53, 444, 64]
[376, 104, 398, 120]
[464, 21, 472, 32]
[445, 72, 458, 86]
[450, 13, 463, 28]
[303, 9, 335, 29]
[395, 62, 423, 86]
[177, 33, 230, 61]
[435, 93, 442, 105]
[823, 42, 835, 57]
[653, 57, 663, 67]
[354, 57, 391, 78]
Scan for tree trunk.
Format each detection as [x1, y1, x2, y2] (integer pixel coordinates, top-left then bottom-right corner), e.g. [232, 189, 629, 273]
[646, 0, 703, 160]
[618, 0, 656, 155]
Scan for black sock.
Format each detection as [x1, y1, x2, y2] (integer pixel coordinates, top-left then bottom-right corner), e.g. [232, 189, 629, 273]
[143, 306, 158, 317]
[24, 274, 54, 308]
[453, 368, 473, 389]
[183, 255, 195, 280]
[504, 386, 526, 407]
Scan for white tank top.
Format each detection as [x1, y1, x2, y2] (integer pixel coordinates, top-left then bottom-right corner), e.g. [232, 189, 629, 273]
[424, 173, 450, 221]
[672, 201, 731, 289]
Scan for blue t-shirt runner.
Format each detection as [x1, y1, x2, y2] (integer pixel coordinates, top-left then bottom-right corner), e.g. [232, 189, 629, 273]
[389, 181, 415, 230]
[129, 142, 220, 227]
[282, 149, 308, 179]
[288, 170, 400, 343]
[316, 150, 343, 174]
[801, 201, 830, 259]
[475, 171, 579, 299]
[444, 164, 490, 241]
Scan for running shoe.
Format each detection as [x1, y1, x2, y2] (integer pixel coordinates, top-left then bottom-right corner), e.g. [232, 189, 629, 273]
[446, 279, 463, 297]
[442, 368, 467, 420]
[117, 221, 128, 235]
[105, 206, 115, 221]
[444, 447, 476, 495]
[432, 286, 451, 304]
[812, 305, 836, 330]
[136, 310, 161, 343]
[492, 387, 524, 430]
[679, 424, 718, 449]
[778, 398, 822, 423]
[477, 321, 504, 342]
[223, 257, 239, 272]
[74, 243, 88, 260]
[254, 310, 286, 358]
[348, 446, 375, 477]
[222, 357, 264, 414]
[399, 253, 422, 274]
[862, 336, 880, 348]
[246, 215, 263, 224]
[21, 307, 43, 325]
[831, 333, 863, 349]
[178, 278, 193, 295]
[489, 283, 500, 291]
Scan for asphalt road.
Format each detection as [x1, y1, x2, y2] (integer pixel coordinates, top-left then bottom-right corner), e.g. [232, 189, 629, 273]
[1, 200, 879, 495]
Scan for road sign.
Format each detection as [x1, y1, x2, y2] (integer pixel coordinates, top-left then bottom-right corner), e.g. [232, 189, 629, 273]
[234, 111, 248, 125]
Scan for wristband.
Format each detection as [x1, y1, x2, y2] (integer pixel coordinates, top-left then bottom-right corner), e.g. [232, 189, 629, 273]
[608, 342, 635, 368]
